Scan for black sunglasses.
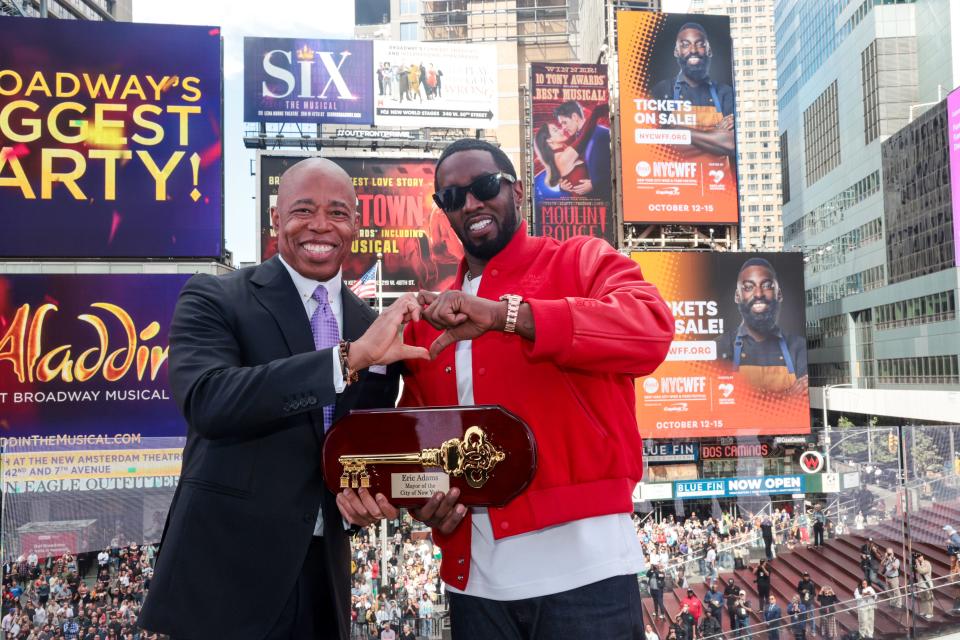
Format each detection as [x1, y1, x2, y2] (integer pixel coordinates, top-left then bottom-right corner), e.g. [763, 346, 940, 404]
[432, 172, 515, 213]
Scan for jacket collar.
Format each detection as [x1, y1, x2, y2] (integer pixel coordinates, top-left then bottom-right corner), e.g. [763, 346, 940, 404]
[452, 220, 540, 291]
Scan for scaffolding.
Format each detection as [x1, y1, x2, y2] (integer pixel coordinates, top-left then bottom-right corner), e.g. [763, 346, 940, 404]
[421, 0, 575, 44]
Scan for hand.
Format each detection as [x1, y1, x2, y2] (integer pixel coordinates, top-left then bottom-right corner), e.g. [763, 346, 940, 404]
[349, 293, 429, 370]
[558, 178, 574, 192]
[717, 114, 735, 131]
[409, 487, 467, 535]
[568, 179, 593, 195]
[336, 488, 399, 527]
[417, 290, 505, 359]
[784, 375, 809, 396]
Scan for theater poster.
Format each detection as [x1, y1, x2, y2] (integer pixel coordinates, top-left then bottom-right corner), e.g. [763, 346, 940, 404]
[372, 41, 497, 129]
[258, 153, 463, 296]
[529, 63, 614, 245]
[0, 18, 223, 258]
[0, 274, 188, 440]
[244, 37, 374, 125]
[633, 252, 809, 438]
[617, 11, 739, 224]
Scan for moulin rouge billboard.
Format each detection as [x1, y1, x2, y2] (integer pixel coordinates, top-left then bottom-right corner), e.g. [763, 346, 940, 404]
[0, 274, 188, 440]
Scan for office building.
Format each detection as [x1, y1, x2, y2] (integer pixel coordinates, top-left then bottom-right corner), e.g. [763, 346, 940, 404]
[775, 0, 960, 424]
[691, 0, 783, 250]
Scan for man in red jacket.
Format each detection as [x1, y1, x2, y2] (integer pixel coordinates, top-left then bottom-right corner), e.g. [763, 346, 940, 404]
[400, 138, 674, 639]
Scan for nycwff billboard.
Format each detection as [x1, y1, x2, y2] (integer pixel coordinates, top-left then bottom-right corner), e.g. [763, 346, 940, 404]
[373, 41, 497, 129]
[0, 274, 188, 439]
[244, 37, 374, 124]
[0, 18, 223, 258]
[529, 62, 614, 245]
[633, 252, 809, 438]
[617, 11, 739, 224]
[259, 154, 463, 295]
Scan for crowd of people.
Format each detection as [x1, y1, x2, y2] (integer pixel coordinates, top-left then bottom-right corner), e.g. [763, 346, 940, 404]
[638, 508, 949, 640]
[1, 543, 158, 640]
[348, 518, 445, 639]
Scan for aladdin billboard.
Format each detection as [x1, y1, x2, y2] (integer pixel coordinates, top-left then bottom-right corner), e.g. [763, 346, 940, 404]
[0, 274, 188, 440]
[0, 17, 223, 258]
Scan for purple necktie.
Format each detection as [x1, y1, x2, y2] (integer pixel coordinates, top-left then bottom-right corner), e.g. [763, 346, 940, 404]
[310, 284, 340, 431]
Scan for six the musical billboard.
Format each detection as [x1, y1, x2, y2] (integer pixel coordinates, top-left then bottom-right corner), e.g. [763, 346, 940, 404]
[244, 37, 374, 124]
[258, 154, 463, 296]
[529, 62, 614, 245]
[617, 11, 740, 224]
[0, 17, 223, 258]
[633, 252, 809, 438]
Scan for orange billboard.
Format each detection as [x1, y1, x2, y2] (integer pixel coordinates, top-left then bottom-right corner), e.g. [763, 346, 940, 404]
[617, 11, 739, 224]
[633, 252, 810, 439]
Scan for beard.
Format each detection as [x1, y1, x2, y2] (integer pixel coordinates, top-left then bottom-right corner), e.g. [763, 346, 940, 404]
[456, 202, 519, 261]
[738, 296, 780, 335]
[678, 52, 711, 82]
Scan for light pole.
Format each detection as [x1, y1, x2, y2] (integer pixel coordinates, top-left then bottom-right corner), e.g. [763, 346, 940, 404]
[822, 383, 853, 474]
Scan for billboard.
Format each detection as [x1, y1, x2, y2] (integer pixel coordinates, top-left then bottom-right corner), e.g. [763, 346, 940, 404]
[0, 274, 188, 439]
[947, 87, 960, 266]
[244, 37, 374, 124]
[529, 63, 614, 244]
[372, 41, 497, 129]
[633, 252, 809, 438]
[0, 18, 223, 258]
[643, 441, 699, 463]
[259, 154, 463, 295]
[673, 475, 806, 499]
[616, 11, 739, 224]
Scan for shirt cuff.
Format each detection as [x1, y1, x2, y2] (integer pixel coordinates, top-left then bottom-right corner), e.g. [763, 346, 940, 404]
[332, 348, 346, 393]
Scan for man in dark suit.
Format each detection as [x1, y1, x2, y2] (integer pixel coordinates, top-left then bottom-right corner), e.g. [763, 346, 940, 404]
[140, 158, 427, 640]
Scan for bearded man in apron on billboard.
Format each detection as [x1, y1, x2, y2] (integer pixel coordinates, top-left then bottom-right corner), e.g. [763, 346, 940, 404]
[716, 258, 809, 395]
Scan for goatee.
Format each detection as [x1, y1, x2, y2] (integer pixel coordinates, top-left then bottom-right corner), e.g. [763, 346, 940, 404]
[739, 296, 780, 335]
[678, 53, 711, 82]
[458, 203, 519, 261]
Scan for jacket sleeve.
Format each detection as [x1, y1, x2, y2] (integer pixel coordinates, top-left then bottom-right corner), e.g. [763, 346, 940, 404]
[169, 274, 338, 440]
[522, 237, 674, 375]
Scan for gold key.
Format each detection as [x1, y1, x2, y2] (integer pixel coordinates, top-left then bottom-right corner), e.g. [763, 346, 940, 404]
[338, 425, 506, 490]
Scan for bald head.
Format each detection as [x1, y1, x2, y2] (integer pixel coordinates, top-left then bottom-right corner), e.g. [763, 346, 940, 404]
[271, 157, 359, 282]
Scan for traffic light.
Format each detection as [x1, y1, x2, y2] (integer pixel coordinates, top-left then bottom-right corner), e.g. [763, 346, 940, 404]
[887, 432, 898, 454]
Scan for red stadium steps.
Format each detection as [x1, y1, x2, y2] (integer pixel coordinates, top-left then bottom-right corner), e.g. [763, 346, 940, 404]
[640, 501, 960, 639]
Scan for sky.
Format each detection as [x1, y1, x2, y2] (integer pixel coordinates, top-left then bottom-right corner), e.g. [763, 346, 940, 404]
[133, 1, 356, 265]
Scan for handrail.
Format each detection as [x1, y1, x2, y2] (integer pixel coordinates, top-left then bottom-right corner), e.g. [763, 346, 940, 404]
[671, 573, 960, 640]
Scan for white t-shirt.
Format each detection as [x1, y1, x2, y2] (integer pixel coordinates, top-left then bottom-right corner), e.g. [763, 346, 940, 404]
[444, 274, 645, 600]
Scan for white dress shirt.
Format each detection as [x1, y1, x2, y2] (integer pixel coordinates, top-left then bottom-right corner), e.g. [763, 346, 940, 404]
[278, 255, 346, 536]
[446, 274, 645, 600]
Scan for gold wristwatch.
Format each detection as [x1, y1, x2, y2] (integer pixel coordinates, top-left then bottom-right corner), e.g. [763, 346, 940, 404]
[499, 294, 522, 334]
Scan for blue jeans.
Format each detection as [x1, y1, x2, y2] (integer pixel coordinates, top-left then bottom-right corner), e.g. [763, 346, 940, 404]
[448, 574, 644, 640]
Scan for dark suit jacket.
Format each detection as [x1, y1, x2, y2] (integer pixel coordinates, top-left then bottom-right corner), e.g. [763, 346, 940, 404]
[140, 256, 399, 640]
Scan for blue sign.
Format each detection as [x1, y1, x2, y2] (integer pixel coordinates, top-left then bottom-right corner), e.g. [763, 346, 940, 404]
[244, 37, 374, 124]
[725, 475, 805, 496]
[674, 480, 725, 499]
[644, 442, 699, 464]
[672, 475, 807, 500]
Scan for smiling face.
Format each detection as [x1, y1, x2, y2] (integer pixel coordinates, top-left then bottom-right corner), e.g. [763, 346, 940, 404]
[736, 264, 782, 335]
[676, 27, 711, 81]
[435, 149, 522, 264]
[271, 159, 358, 282]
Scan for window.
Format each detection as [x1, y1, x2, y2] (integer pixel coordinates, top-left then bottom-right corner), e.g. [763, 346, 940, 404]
[779, 131, 791, 204]
[400, 22, 418, 41]
[861, 41, 880, 143]
[802, 81, 841, 185]
[400, 0, 419, 14]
